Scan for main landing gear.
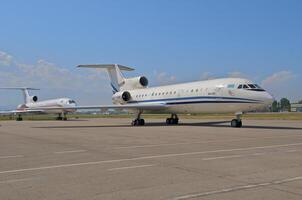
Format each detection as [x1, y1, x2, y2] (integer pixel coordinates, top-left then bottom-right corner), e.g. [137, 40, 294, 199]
[231, 112, 242, 128]
[131, 111, 145, 126]
[16, 114, 23, 121]
[56, 113, 67, 121]
[166, 114, 179, 125]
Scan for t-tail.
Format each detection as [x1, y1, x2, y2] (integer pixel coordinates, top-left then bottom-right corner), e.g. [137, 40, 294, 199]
[0, 87, 39, 104]
[78, 64, 149, 92]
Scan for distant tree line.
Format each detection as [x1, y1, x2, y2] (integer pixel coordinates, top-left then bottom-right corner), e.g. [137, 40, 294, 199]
[271, 98, 291, 112]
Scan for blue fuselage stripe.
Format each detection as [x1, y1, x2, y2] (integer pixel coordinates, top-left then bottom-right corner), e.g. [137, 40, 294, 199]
[166, 100, 260, 105]
[128, 96, 260, 104]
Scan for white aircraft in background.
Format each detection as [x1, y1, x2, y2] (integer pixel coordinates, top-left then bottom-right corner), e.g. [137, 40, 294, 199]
[0, 87, 77, 121]
[69, 64, 274, 128]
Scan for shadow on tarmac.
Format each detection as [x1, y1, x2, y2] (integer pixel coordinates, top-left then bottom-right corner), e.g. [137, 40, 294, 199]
[34, 120, 302, 130]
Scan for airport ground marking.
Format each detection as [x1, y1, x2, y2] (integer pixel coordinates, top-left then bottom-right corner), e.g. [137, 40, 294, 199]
[107, 164, 155, 171]
[114, 136, 302, 150]
[54, 150, 87, 154]
[0, 142, 302, 175]
[0, 155, 24, 159]
[173, 176, 302, 200]
[0, 177, 37, 184]
[202, 155, 243, 160]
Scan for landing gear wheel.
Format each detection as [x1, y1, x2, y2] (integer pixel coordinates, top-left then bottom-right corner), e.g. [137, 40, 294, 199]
[56, 116, 63, 120]
[63, 117, 67, 121]
[139, 119, 145, 125]
[231, 119, 242, 128]
[131, 119, 145, 126]
[16, 116, 23, 121]
[166, 115, 179, 125]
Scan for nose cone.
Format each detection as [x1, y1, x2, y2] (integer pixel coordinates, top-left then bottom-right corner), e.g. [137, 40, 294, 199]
[263, 92, 275, 105]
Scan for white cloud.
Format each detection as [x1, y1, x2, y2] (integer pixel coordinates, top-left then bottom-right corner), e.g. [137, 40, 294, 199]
[0, 50, 111, 107]
[261, 71, 296, 87]
[261, 70, 300, 101]
[0, 51, 13, 66]
[153, 70, 176, 85]
[200, 72, 213, 80]
[228, 71, 248, 78]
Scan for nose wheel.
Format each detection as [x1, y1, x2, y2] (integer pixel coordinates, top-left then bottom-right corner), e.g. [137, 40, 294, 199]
[231, 119, 242, 127]
[16, 114, 23, 121]
[231, 112, 243, 128]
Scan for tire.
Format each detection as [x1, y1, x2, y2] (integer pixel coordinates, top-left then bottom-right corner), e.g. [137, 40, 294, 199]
[131, 120, 137, 126]
[237, 120, 242, 127]
[231, 119, 238, 127]
[166, 118, 171, 125]
[231, 119, 242, 128]
[139, 119, 145, 126]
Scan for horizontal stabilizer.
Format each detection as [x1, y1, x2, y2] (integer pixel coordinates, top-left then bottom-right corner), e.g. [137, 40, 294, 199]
[0, 87, 39, 90]
[77, 64, 134, 71]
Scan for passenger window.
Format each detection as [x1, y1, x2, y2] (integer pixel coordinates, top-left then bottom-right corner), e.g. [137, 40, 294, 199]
[191, 89, 194, 92]
[195, 89, 198, 92]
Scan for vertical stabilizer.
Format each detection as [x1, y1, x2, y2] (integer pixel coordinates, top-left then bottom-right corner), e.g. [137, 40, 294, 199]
[0, 87, 39, 104]
[77, 64, 134, 93]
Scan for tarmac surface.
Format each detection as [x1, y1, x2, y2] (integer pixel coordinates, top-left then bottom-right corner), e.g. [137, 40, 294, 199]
[0, 118, 302, 200]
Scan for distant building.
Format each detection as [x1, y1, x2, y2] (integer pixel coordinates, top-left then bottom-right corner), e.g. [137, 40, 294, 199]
[291, 103, 302, 112]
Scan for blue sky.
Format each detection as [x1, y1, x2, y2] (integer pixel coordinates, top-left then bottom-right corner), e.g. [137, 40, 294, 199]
[0, 0, 301, 109]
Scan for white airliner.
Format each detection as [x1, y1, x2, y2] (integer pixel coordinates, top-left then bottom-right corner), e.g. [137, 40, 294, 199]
[0, 87, 77, 120]
[70, 64, 274, 127]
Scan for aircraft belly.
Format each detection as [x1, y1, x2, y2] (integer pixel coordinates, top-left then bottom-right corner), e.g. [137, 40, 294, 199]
[167, 102, 264, 113]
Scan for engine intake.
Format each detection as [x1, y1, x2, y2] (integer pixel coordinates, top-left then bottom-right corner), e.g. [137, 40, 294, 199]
[122, 76, 149, 90]
[31, 96, 38, 102]
[122, 91, 131, 102]
[139, 76, 148, 87]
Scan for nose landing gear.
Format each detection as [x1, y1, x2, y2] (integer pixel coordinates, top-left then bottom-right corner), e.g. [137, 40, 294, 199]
[231, 112, 243, 128]
[16, 114, 23, 121]
[56, 113, 67, 121]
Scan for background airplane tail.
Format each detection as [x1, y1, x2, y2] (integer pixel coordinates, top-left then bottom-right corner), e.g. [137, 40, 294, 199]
[77, 64, 134, 93]
[0, 87, 39, 104]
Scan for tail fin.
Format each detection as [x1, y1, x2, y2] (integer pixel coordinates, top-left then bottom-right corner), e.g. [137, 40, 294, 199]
[77, 64, 134, 93]
[0, 87, 39, 104]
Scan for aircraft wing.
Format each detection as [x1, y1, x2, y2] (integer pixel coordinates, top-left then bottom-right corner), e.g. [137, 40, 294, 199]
[29, 103, 168, 111]
[74, 103, 167, 110]
[0, 109, 45, 115]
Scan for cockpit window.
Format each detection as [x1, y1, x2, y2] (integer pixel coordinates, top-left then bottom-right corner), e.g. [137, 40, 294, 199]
[68, 100, 76, 104]
[248, 84, 256, 89]
[237, 83, 265, 91]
